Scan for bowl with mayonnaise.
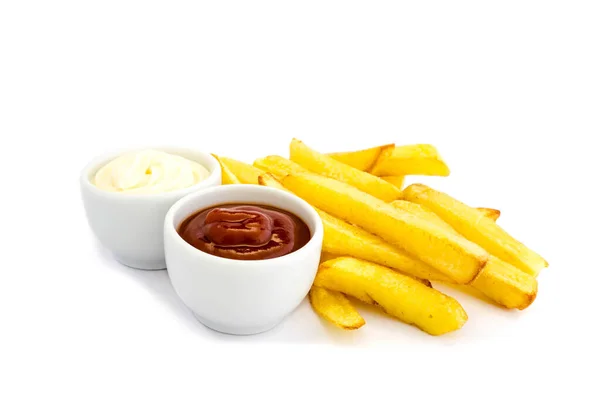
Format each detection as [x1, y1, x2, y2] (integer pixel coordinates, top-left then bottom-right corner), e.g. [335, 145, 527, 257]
[80, 148, 221, 270]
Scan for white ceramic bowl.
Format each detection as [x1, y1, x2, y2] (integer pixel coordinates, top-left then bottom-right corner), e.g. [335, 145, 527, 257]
[164, 185, 323, 335]
[80, 147, 221, 270]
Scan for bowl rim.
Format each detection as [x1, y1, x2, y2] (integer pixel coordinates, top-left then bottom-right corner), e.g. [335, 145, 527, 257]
[164, 184, 324, 268]
[79, 146, 222, 201]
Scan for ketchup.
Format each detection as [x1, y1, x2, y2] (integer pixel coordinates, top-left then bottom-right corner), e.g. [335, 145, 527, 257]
[178, 204, 311, 260]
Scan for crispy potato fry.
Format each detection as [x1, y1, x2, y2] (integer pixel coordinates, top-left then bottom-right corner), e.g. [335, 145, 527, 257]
[290, 139, 402, 202]
[317, 208, 447, 282]
[309, 286, 365, 330]
[471, 256, 538, 310]
[258, 173, 289, 191]
[328, 144, 394, 171]
[218, 156, 264, 184]
[314, 257, 468, 335]
[403, 184, 547, 276]
[212, 154, 241, 184]
[392, 198, 537, 309]
[253, 155, 308, 180]
[369, 144, 450, 177]
[476, 207, 501, 221]
[282, 173, 488, 284]
[380, 176, 405, 189]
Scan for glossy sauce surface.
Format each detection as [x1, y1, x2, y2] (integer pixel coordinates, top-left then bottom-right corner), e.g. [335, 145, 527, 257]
[178, 204, 311, 260]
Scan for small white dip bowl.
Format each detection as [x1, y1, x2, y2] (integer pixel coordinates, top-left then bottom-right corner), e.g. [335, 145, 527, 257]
[80, 147, 221, 270]
[164, 185, 323, 335]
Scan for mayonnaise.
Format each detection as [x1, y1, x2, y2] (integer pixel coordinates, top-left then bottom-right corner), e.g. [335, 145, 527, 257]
[94, 149, 210, 194]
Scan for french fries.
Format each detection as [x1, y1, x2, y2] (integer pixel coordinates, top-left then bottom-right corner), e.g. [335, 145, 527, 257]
[290, 139, 401, 202]
[471, 256, 538, 310]
[314, 257, 468, 335]
[369, 144, 450, 176]
[253, 155, 308, 180]
[477, 207, 501, 221]
[309, 286, 365, 330]
[328, 144, 394, 171]
[309, 252, 366, 331]
[380, 176, 405, 189]
[392, 198, 538, 309]
[317, 208, 447, 282]
[216, 139, 547, 333]
[402, 184, 548, 276]
[282, 173, 488, 284]
[212, 154, 241, 184]
[217, 156, 264, 184]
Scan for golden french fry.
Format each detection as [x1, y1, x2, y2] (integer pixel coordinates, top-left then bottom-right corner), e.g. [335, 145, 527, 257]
[328, 144, 394, 171]
[392, 198, 537, 309]
[309, 286, 365, 330]
[476, 207, 501, 222]
[218, 156, 264, 184]
[402, 184, 547, 276]
[314, 257, 468, 335]
[380, 176, 405, 189]
[253, 155, 308, 180]
[290, 139, 401, 202]
[317, 208, 448, 282]
[471, 256, 538, 310]
[282, 173, 488, 284]
[258, 173, 289, 191]
[369, 144, 450, 177]
[212, 154, 241, 184]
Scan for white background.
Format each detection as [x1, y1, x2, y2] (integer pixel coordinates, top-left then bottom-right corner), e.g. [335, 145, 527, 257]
[1, 1, 599, 399]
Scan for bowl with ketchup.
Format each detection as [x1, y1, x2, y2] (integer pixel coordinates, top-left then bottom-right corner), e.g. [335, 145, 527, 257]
[164, 185, 323, 335]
